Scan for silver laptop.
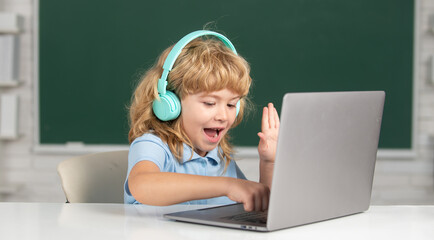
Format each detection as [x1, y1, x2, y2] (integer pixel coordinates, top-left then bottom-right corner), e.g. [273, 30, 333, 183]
[164, 91, 385, 232]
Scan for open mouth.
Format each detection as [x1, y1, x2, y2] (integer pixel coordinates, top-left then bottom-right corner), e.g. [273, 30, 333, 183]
[204, 128, 224, 142]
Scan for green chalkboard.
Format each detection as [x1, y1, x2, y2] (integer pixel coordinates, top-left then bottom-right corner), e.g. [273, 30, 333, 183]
[39, 0, 414, 149]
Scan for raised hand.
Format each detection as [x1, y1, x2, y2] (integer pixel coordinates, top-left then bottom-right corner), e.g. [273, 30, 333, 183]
[257, 103, 280, 163]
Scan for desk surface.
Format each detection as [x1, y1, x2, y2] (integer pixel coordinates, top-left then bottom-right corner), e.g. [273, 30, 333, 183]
[0, 203, 433, 240]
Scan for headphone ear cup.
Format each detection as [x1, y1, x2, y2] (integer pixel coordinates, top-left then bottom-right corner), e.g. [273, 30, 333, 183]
[236, 100, 240, 117]
[152, 91, 181, 121]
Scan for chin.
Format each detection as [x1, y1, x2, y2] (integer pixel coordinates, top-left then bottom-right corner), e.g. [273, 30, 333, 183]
[198, 142, 219, 153]
[202, 144, 217, 152]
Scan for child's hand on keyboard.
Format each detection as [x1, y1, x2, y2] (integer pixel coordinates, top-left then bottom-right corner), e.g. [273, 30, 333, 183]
[225, 178, 270, 212]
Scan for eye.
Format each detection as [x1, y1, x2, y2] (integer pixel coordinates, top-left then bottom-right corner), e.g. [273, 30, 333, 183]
[227, 103, 236, 108]
[204, 102, 215, 106]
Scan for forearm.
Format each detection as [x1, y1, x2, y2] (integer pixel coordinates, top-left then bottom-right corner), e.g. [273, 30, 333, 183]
[129, 172, 231, 206]
[259, 160, 274, 189]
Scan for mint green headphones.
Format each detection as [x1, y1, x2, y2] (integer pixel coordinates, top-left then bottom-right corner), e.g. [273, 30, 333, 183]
[152, 30, 241, 121]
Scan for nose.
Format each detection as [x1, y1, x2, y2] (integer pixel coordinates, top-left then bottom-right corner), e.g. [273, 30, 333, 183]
[215, 104, 228, 121]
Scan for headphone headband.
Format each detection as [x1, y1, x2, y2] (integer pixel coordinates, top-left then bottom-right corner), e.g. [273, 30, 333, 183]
[153, 30, 240, 121]
[157, 30, 238, 94]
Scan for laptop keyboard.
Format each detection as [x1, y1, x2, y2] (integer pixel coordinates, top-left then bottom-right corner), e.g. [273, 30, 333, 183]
[222, 211, 268, 224]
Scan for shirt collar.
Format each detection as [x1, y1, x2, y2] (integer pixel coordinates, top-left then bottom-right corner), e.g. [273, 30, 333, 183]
[181, 143, 221, 165]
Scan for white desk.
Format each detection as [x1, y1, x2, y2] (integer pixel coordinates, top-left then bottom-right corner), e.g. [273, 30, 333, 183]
[0, 203, 432, 240]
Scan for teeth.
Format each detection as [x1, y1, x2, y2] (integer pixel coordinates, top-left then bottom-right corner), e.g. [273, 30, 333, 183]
[214, 133, 218, 138]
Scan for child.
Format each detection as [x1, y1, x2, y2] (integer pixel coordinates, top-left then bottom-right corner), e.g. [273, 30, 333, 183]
[124, 30, 279, 212]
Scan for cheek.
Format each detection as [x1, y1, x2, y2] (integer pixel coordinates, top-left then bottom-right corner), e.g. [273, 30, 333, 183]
[229, 110, 237, 123]
[180, 112, 202, 135]
[182, 101, 204, 116]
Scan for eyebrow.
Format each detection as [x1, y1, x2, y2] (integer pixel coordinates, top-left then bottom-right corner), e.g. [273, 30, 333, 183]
[201, 93, 241, 101]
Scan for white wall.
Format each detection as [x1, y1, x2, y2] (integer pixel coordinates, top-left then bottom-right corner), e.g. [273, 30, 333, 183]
[0, 0, 433, 204]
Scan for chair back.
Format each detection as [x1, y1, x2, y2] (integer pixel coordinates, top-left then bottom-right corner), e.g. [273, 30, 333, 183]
[57, 150, 128, 203]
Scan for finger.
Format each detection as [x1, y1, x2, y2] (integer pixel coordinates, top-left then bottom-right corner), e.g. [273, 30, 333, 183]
[255, 193, 262, 212]
[273, 105, 280, 129]
[257, 133, 268, 153]
[243, 202, 249, 212]
[268, 103, 275, 129]
[263, 188, 270, 211]
[244, 198, 253, 212]
[257, 132, 266, 141]
[276, 110, 280, 128]
[261, 106, 269, 130]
